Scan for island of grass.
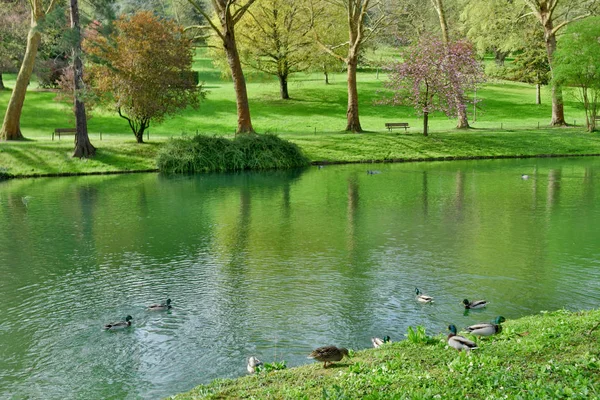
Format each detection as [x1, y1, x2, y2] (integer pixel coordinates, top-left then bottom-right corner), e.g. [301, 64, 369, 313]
[173, 309, 600, 399]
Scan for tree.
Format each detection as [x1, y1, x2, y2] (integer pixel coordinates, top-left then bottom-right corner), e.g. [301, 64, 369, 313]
[431, 0, 470, 129]
[84, 12, 202, 143]
[520, 0, 600, 126]
[553, 17, 600, 131]
[313, 0, 386, 133]
[69, 0, 95, 157]
[509, 27, 550, 105]
[0, 0, 61, 140]
[187, 0, 257, 134]
[383, 35, 484, 137]
[234, 0, 313, 99]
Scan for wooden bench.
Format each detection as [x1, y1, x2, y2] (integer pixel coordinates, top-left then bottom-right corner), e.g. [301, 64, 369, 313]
[52, 128, 76, 140]
[385, 122, 410, 132]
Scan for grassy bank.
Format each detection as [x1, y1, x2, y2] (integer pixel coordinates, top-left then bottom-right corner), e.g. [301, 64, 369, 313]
[1, 129, 600, 178]
[173, 309, 600, 399]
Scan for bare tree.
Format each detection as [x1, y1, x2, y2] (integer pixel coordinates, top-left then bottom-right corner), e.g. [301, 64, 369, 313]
[70, 0, 95, 157]
[187, 0, 256, 134]
[312, 0, 385, 133]
[0, 0, 60, 140]
[521, 0, 599, 126]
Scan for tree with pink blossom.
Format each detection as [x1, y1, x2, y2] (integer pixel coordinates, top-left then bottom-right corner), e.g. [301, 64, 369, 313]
[383, 35, 484, 136]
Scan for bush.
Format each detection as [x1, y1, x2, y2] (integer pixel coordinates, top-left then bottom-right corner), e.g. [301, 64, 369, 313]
[156, 133, 310, 174]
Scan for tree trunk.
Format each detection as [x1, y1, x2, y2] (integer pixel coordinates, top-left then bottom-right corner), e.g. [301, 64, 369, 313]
[0, 73, 4, 90]
[223, 26, 254, 134]
[135, 123, 148, 143]
[423, 111, 429, 137]
[494, 49, 508, 66]
[345, 57, 362, 132]
[456, 104, 470, 128]
[536, 83, 541, 105]
[0, 26, 41, 140]
[324, 70, 329, 84]
[542, 15, 566, 125]
[431, 0, 449, 45]
[278, 73, 289, 99]
[70, 0, 96, 158]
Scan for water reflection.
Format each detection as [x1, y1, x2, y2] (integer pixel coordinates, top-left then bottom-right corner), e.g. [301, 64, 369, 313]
[1, 158, 600, 399]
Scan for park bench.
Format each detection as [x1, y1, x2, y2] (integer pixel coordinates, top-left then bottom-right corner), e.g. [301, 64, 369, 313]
[52, 128, 76, 140]
[385, 122, 410, 132]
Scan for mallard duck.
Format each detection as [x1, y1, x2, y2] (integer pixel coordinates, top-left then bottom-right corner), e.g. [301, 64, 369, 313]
[447, 324, 477, 352]
[104, 315, 133, 330]
[521, 174, 530, 180]
[308, 346, 349, 368]
[415, 288, 434, 303]
[462, 299, 488, 309]
[371, 336, 391, 348]
[148, 298, 172, 311]
[247, 356, 263, 374]
[466, 316, 506, 336]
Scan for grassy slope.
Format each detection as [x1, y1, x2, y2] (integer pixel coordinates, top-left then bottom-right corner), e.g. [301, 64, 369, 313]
[0, 50, 597, 177]
[174, 309, 600, 399]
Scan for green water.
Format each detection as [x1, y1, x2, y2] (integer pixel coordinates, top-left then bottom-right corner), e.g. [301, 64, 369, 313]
[1, 157, 599, 399]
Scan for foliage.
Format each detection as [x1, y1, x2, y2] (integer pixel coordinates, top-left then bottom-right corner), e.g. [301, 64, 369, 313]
[553, 17, 600, 131]
[508, 27, 550, 86]
[383, 35, 484, 135]
[173, 309, 600, 399]
[84, 11, 203, 143]
[256, 360, 287, 373]
[156, 134, 309, 174]
[405, 325, 437, 345]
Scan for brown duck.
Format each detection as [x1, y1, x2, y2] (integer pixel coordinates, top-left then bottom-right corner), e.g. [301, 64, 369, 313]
[307, 346, 349, 368]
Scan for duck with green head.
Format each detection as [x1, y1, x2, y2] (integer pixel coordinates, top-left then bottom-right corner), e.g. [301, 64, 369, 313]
[371, 336, 391, 348]
[104, 315, 133, 330]
[466, 316, 506, 336]
[447, 324, 478, 352]
[415, 288, 434, 303]
[308, 346, 349, 368]
[462, 299, 488, 309]
[148, 298, 172, 311]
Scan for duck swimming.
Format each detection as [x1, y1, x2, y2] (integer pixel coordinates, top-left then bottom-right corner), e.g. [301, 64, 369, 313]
[371, 336, 391, 348]
[148, 298, 172, 311]
[462, 299, 488, 309]
[247, 356, 263, 374]
[104, 315, 133, 330]
[415, 288, 434, 303]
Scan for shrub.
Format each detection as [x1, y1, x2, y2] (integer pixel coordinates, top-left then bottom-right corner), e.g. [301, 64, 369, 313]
[156, 133, 309, 174]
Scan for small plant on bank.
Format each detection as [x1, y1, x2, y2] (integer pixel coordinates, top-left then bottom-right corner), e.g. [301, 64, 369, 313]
[156, 133, 309, 174]
[406, 325, 439, 345]
[255, 360, 287, 373]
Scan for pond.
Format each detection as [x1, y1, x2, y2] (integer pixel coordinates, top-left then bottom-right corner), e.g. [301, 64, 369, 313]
[1, 157, 599, 399]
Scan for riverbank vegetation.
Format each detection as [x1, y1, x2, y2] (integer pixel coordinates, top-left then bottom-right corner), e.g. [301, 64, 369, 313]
[174, 309, 600, 399]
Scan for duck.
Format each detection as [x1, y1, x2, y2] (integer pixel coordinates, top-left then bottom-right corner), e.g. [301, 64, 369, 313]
[371, 336, 391, 348]
[148, 298, 172, 311]
[247, 356, 263, 374]
[462, 299, 488, 309]
[465, 316, 506, 336]
[521, 174, 530, 180]
[415, 288, 434, 303]
[104, 315, 133, 330]
[367, 170, 381, 175]
[308, 346, 349, 368]
[447, 324, 477, 352]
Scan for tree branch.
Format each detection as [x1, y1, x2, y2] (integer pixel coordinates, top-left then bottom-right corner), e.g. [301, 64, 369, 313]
[186, 0, 225, 42]
[232, 0, 258, 25]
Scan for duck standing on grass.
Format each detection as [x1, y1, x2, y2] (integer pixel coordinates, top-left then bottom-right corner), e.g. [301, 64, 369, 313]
[247, 356, 263, 374]
[447, 324, 478, 352]
[147, 298, 172, 311]
[415, 288, 434, 303]
[104, 315, 133, 330]
[466, 316, 506, 337]
[462, 299, 488, 309]
[308, 346, 349, 368]
[371, 336, 391, 348]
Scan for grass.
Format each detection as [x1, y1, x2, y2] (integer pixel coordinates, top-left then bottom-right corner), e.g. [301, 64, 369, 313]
[0, 48, 598, 178]
[173, 309, 600, 399]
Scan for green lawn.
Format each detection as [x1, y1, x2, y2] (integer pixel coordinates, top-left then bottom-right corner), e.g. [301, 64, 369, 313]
[174, 309, 600, 399]
[0, 49, 596, 177]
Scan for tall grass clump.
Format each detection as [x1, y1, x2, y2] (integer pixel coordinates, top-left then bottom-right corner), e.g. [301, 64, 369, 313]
[156, 133, 309, 173]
